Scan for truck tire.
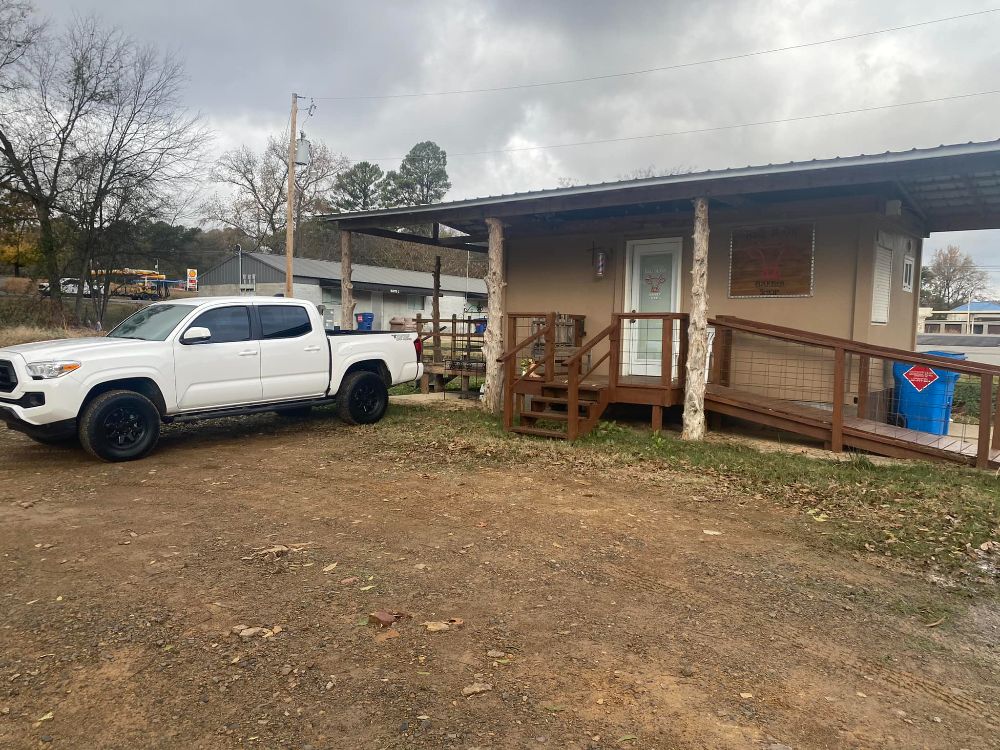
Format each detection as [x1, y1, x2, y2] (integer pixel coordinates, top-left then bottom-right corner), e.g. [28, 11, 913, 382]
[79, 390, 161, 462]
[337, 371, 388, 425]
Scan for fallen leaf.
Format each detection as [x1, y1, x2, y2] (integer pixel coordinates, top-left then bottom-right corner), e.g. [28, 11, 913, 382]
[322, 563, 338, 573]
[486, 649, 506, 658]
[618, 735, 638, 743]
[374, 629, 400, 643]
[702, 530, 722, 536]
[739, 692, 754, 699]
[359, 584, 376, 591]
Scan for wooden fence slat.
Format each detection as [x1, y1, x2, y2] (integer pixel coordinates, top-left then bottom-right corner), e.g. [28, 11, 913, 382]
[831, 347, 845, 453]
[978, 374, 993, 468]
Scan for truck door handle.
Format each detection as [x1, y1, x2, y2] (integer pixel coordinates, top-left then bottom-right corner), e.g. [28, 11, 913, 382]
[304, 345, 322, 352]
[237, 350, 258, 357]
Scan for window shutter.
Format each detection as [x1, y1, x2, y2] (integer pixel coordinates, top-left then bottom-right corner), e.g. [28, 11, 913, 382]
[871, 245, 893, 324]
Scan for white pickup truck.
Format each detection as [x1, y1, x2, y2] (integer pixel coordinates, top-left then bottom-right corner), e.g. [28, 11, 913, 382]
[0, 297, 423, 461]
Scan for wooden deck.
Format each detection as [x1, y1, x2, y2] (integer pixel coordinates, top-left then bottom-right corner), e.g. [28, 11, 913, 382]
[705, 384, 1000, 469]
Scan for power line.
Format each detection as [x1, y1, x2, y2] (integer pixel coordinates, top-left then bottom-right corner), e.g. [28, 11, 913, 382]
[358, 88, 1000, 163]
[309, 8, 1000, 101]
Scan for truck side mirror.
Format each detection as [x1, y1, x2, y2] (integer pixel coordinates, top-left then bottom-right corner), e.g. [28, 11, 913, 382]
[181, 326, 212, 344]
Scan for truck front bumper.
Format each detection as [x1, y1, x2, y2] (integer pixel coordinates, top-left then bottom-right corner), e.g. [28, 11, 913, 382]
[0, 405, 77, 441]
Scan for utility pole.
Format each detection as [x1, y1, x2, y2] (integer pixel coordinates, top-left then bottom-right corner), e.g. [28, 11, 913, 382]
[284, 92, 298, 298]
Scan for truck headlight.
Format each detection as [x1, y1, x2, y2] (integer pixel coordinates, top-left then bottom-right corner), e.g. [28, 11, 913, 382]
[26, 360, 81, 379]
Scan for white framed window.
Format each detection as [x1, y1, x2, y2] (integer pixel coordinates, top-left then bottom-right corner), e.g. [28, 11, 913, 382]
[901, 254, 914, 293]
[406, 294, 424, 311]
[871, 244, 893, 325]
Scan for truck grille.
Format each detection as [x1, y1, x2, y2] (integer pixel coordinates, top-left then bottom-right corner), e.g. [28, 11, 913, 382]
[0, 360, 17, 393]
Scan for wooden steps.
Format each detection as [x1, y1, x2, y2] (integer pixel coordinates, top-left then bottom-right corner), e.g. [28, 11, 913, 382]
[510, 380, 610, 440]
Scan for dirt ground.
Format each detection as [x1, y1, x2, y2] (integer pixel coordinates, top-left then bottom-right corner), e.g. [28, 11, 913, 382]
[1, 399, 997, 749]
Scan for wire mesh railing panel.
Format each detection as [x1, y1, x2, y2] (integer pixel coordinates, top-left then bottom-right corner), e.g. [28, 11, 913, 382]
[615, 315, 685, 388]
[722, 330, 835, 407]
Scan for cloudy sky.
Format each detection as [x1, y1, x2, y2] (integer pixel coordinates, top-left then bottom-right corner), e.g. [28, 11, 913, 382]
[38, 0, 1000, 289]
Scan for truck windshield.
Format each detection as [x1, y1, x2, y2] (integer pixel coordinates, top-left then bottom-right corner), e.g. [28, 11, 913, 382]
[107, 304, 193, 341]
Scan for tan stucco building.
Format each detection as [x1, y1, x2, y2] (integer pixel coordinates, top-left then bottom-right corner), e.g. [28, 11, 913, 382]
[328, 141, 1000, 468]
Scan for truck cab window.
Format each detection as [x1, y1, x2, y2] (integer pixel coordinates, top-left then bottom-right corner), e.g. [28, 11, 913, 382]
[190, 306, 251, 343]
[260, 305, 312, 339]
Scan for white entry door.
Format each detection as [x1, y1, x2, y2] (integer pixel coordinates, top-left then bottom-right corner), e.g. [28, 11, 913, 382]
[625, 238, 682, 378]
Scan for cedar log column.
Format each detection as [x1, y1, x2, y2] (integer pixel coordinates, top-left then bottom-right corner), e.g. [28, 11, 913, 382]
[482, 217, 506, 414]
[340, 229, 356, 330]
[682, 197, 710, 440]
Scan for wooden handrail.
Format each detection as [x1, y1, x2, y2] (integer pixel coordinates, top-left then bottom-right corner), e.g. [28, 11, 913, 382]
[613, 312, 690, 321]
[564, 323, 615, 368]
[712, 315, 1000, 377]
[497, 326, 548, 363]
[581, 349, 611, 382]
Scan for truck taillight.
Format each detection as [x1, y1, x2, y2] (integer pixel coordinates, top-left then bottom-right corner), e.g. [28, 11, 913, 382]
[414, 337, 423, 361]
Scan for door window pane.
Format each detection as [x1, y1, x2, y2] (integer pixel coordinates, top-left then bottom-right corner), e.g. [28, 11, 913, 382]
[190, 306, 251, 343]
[260, 305, 312, 339]
[637, 252, 673, 361]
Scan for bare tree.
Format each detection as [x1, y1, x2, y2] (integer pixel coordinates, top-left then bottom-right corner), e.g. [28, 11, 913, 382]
[920, 245, 991, 309]
[0, 0, 42, 93]
[204, 135, 348, 252]
[0, 15, 208, 313]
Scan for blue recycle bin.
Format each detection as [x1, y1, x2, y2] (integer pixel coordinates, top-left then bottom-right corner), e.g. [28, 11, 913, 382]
[355, 312, 374, 331]
[892, 351, 966, 435]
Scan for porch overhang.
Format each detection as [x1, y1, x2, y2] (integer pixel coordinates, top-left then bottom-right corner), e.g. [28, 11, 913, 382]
[326, 139, 1000, 239]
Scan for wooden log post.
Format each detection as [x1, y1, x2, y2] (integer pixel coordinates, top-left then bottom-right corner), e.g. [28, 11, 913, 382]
[340, 229, 356, 330]
[432, 255, 442, 362]
[482, 217, 506, 415]
[682, 197, 710, 441]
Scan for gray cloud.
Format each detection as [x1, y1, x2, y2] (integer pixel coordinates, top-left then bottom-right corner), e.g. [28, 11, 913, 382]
[36, 0, 1000, 281]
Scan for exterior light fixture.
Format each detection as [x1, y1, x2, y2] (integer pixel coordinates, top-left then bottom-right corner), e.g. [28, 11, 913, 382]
[592, 244, 610, 279]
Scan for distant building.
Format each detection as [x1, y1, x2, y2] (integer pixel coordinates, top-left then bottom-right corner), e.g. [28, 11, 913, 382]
[198, 252, 486, 329]
[921, 301, 1000, 335]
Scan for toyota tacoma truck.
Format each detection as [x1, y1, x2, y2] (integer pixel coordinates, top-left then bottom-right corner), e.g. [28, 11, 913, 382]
[0, 297, 423, 461]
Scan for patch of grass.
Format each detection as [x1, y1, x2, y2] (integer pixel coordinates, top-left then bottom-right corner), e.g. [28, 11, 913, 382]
[0, 324, 94, 348]
[377, 405, 999, 582]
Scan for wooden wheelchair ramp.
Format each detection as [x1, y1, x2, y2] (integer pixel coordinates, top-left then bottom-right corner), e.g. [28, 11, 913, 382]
[705, 317, 1000, 469]
[705, 384, 1000, 469]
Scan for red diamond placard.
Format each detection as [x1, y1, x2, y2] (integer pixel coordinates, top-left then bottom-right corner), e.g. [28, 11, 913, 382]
[902, 365, 939, 392]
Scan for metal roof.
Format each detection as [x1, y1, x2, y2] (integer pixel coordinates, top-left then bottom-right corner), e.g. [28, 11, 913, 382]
[327, 139, 1000, 234]
[249, 253, 486, 296]
[949, 301, 1000, 312]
